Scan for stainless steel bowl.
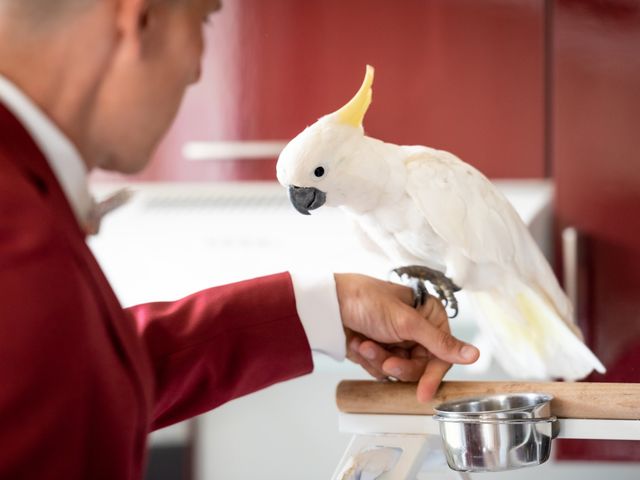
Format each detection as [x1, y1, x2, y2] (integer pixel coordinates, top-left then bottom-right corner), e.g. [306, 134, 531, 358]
[433, 393, 558, 472]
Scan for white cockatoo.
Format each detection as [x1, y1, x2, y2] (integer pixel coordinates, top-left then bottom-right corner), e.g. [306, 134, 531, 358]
[276, 65, 605, 380]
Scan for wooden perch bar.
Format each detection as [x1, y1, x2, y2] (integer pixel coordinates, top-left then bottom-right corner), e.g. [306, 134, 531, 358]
[336, 380, 640, 420]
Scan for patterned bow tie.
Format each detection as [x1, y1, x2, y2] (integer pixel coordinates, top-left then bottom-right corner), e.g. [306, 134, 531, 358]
[83, 188, 133, 235]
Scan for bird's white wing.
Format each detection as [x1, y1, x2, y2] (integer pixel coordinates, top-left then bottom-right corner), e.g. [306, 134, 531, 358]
[403, 147, 520, 268]
[403, 146, 577, 330]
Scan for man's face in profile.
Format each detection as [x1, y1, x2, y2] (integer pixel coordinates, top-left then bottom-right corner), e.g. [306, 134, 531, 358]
[92, 0, 221, 173]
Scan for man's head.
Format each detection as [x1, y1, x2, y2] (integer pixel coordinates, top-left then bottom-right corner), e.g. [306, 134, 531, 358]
[0, 0, 221, 173]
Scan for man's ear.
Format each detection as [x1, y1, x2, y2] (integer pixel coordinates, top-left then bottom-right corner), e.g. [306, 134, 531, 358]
[114, 0, 152, 56]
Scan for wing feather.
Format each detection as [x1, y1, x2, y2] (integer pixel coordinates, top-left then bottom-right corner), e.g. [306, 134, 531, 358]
[402, 147, 576, 329]
[404, 148, 517, 267]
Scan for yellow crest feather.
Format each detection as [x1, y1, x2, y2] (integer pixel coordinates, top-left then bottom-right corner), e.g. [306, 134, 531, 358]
[333, 65, 374, 127]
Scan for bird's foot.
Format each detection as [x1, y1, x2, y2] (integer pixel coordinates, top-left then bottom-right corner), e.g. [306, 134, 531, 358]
[392, 265, 461, 318]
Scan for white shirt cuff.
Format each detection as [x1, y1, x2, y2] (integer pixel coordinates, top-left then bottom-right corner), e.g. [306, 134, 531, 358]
[289, 270, 346, 361]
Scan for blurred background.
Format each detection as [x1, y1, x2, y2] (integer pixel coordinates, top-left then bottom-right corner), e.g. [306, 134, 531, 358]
[90, 0, 640, 478]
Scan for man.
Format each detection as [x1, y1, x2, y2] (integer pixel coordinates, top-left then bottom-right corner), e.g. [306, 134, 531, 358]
[0, 0, 479, 478]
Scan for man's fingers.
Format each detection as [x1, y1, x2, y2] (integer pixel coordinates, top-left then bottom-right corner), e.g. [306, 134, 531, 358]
[380, 344, 429, 381]
[357, 340, 393, 364]
[348, 350, 387, 380]
[357, 340, 431, 382]
[401, 310, 479, 364]
[349, 338, 389, 380]
[380, 356, 427, 382]
[417, 358, 452, 402]
[358, 340, 433, 382]
[388, 346, 411, 359]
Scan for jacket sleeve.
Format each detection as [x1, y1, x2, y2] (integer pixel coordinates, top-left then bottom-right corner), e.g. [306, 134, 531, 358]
[127, 272, 314, 430]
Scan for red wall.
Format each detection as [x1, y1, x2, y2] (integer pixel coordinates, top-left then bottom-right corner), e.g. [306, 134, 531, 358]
[106, 0, 546, 182]
[553, 0, 640, 461]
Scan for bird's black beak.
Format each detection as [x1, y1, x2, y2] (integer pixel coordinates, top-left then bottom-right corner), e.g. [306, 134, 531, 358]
[288, 185, 326, 215]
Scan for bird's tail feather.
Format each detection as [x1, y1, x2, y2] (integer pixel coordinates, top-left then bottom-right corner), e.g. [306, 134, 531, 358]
[471, 280, 605, 380]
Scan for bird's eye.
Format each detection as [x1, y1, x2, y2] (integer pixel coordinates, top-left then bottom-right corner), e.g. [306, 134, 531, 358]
[314, 166, 325, 178]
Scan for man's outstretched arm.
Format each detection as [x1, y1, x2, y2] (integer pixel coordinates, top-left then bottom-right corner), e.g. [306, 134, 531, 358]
[130, 272, 479, 430]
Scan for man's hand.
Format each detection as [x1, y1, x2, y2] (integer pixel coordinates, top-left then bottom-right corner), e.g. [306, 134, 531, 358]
[334, 273, 479, 402]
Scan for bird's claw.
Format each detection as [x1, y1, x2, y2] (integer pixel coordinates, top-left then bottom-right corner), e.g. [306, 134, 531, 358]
[411, 279, 429, 309]
[392, 265, 461, 318]
[434, 285, 448, 307]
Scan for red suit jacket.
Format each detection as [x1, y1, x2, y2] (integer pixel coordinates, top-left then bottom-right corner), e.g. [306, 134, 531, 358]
[0, 104, 314, 479]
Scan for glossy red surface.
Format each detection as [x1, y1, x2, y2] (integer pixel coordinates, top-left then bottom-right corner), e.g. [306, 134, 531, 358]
[117, 0, 546, 182]
[553, 0, 640, 461]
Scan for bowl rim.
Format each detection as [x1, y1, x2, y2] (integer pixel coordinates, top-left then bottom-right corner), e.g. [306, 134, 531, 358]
[433, 392, 554, 417]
